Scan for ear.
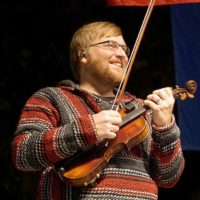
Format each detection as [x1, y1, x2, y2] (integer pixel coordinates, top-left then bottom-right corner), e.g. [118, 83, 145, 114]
[79, 50, 86, 58]
[78, 49, 87, 63]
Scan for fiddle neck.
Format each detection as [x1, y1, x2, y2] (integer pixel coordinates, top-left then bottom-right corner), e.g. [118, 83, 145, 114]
[120, 79, 198, 128]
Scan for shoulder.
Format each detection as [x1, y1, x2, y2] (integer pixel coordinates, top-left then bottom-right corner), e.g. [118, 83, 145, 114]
[32, 80, 76, 98]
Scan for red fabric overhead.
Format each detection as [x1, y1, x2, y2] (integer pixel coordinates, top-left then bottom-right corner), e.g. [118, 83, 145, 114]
[106, 0, 200, 6]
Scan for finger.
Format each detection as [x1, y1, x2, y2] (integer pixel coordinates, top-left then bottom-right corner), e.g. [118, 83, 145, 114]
[102, 110, 122, 125]
[144, 99, 161, 110]
[103, 110, 121, 117]
[146, 94, 163, 104]
[153, 87, 173, 99]
[112, 116, 122, 126]
[110, 124, 120, 133]
[107, 132, 117, 139]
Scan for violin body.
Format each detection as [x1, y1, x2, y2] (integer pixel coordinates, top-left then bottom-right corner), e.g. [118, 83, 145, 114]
[56, 115, 148, 186]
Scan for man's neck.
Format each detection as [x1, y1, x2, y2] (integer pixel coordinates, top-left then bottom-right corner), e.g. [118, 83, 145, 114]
[79, 82, 115, 97]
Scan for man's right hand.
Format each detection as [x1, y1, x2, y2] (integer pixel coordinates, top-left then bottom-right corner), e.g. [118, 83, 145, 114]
[92, 110, 122, 141]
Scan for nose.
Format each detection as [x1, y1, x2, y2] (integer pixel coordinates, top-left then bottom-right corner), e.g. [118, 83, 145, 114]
[115, 46, 127, 57]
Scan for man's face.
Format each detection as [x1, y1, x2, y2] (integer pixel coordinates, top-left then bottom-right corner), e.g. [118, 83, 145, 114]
[82, 35, 129, 85]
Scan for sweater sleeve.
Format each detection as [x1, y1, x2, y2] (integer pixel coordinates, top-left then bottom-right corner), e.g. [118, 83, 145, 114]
[11, 88, 98, 172]
[150, 119, 185, 188]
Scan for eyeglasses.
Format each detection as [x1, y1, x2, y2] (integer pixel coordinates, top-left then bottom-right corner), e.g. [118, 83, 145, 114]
[87, 40, 130, 56]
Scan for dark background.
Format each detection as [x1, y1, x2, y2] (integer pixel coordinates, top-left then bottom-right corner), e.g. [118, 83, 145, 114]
[1, 0, 200, 199]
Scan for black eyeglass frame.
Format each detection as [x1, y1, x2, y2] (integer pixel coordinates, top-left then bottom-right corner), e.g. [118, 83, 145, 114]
[87, 40, 130, 56]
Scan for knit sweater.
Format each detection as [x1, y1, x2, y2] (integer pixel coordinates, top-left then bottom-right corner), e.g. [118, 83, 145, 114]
[12, 80, 185, 200]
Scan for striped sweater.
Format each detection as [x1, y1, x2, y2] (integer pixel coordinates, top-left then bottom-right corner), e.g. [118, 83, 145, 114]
[12, 80, 185, 200]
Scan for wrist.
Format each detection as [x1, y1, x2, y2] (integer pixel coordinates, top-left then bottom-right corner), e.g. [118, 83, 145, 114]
[152, 115, 175, 132]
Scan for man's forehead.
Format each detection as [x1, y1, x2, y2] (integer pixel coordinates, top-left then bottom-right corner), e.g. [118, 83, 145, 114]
[93, 35, 125, 43]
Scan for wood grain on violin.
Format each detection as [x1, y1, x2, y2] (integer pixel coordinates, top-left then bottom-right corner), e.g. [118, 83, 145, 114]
[55, 80, 197, 187]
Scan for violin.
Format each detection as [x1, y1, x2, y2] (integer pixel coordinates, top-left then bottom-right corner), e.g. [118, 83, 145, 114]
[55, 80, 197, 187]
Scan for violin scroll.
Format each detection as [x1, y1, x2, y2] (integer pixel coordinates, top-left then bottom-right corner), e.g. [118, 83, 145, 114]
[173, 80, 197, 100]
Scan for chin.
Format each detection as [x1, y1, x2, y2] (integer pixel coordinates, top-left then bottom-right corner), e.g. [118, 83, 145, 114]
[113, 78, 122, 86]
[102, 71, 123, 85]
[114, 82, 120, 87]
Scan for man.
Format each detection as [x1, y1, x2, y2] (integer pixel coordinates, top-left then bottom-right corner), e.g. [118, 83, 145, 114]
[12, 21, 184, 200]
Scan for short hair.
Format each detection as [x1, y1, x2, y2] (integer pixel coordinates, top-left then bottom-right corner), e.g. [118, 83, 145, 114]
[69, 21, 122, 81]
